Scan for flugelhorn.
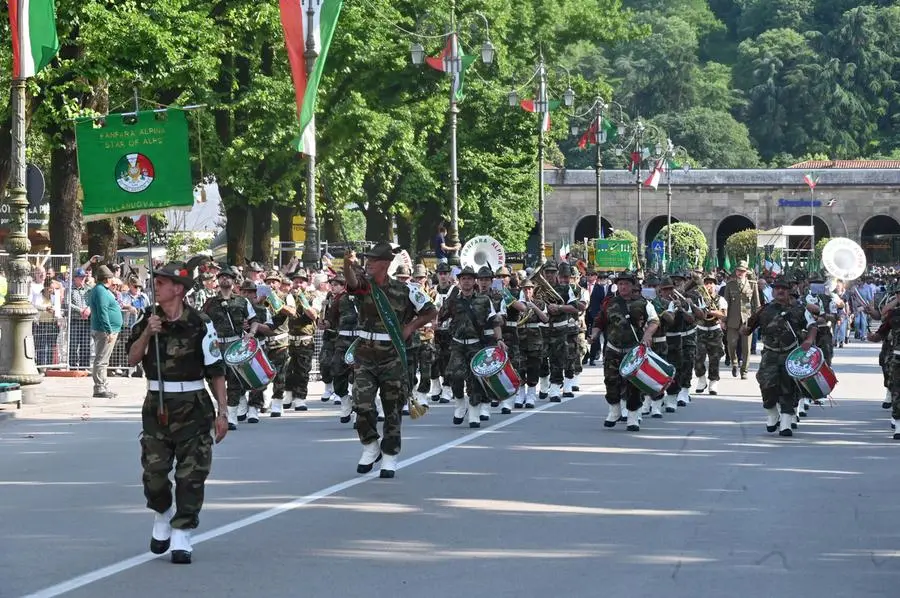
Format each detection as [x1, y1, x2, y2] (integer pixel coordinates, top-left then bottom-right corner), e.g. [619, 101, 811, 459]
[528, 263, 565, 305]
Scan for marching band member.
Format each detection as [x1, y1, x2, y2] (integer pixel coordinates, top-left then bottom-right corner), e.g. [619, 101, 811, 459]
[411, 265, 437, 409]
[261, 271, 294, 417]
[656, 278, 686, 413]
[344, 243, 436, 478]
[516, 279, 550, 408]
[537, 263, 558, 400]
[673, 272, 698, 407]
[202, 266, 258, 430]
[546, 263, 585, 402]
[128, 262, 228, 565]
[693, 273, 727, 396]
[394, 265, 417, 416]
[432, 262, 456, 404]
[564, 266, 590, 395]
[591, 272, 659, 432]
[495, 266, 529, 412]
[239, 280, 273, 423]
[741, 275, 816, 437]
[442, 266, 505, 427]
[285, 268, 319, 412]
[641, 276, 668, 417]
[318, 280, 338, 405]
[324, 273, 357, 424]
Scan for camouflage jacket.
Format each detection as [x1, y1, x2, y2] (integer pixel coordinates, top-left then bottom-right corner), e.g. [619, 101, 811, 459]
[750, 301, 815, 352]
[443, 290, 500, 341]
[348, 275, 436, 339]
[202, 294, 256, 339]
[602, 294, 659, 350]
[548, 284, 581, 332]
[289, 290, 318, 336]
[250, 303, 272, 342]
[127, 304, 226, 381]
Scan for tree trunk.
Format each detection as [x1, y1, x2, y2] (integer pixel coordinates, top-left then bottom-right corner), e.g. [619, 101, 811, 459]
[48, 130, 83, 256]
[364, 203, 391, 242]
[87, 219, 117, 264]
[250, 200, 273, 266]
[275, 204, 295, 266]
[396, 214, 412, 253]
[225, 194, 248, 266]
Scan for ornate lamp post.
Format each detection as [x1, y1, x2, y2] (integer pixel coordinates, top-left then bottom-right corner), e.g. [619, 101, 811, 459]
[617, 118, 664, 271]
[301, 0, 321, 270]
[410, 1, 494, 266]
[661, 138, 690, 269]
[507, 56, 574, 264]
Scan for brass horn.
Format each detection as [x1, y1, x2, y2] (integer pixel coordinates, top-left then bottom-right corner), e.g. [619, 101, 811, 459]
[528, 263, 565, 305]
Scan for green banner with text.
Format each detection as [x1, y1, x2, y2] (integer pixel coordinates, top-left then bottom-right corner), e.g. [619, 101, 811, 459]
[594, 239, 633, 271]
[75, 109, 193, 221]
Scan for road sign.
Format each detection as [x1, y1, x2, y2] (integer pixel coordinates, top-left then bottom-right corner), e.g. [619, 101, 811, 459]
[651, 240, 665, 255]
[291, 215, 306, 243]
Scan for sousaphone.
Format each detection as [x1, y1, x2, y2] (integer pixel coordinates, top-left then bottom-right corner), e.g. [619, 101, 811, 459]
[822, 237, 867, 281]
[460, 235, 506, 272]
[388, 249, 412, 276]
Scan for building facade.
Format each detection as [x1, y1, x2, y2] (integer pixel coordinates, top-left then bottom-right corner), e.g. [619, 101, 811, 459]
[544, 168, 900, 263]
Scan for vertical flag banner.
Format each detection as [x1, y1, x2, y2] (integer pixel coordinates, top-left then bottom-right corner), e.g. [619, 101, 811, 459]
[803, 173, 819, 189]
[426, 34, 476, 102]
[75, 109, 194, 221]
[9, 0, 60, 78]
[280, 0, 344, 157]
[520, 99, 560, 132]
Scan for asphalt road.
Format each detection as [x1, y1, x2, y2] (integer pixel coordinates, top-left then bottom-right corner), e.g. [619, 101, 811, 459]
[1, 342, 897, 598]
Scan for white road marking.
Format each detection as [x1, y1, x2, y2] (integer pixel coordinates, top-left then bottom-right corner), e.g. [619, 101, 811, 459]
[21, 390, 593, 598]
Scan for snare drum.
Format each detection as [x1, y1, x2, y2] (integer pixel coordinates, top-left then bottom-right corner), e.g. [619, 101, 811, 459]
[470, 346, 521, 400]
[223, 337, 276, 389]
[785, 346, 837, 399]
[619, 345, 675, 395]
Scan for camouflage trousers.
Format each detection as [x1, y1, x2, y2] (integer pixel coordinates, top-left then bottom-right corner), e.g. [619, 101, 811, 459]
[406, 345, 421, 396]
[319, 331, 337, 385]
[694, 328, 724, 381]
[432, 330, 452, 382]
[249, 345, 289, 405]
[330, 336, 355, 399]
[519, 331, 544, 386]
[756, 348, 799, 413]
[889, 356, 900, 420]
[353, 342, 407, 456]
[679, 332, 697, 389]
[568, 330, 584, 376]
[816, 328, 833, 366]
[448, 341, 490, 406]
[140, 389, 214, 530]
[603, 346, 642, 411]
[416, 340, 434, 394]
[880, 341, 891, 388]
[547, 332, 572, 384]
[286, 338, 315, 400]
[665, 337, 683, 397]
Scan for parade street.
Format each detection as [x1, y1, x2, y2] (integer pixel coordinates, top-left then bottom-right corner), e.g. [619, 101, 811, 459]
[0, 343, 896, 598]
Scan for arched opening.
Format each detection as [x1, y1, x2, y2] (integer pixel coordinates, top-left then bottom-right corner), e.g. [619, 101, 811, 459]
[715, 215, 755, 263]
[573, 215, 613, 242]
[861, 215, 900, 264]
[789, 215, 830, 250]
[645, 215, 680, 263]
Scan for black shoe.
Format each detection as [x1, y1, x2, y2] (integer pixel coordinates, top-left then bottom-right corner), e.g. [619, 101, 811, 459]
[572, 386, 580, 392]
[779, 428, 793, 437]
[170, 550, 192, 564]
[439, 397, 450, 404]
[791, 422, 798, 430]
[539, 392, 548, 400]
[740, 372, 747, 380]
[294, 405, 308, 412]
[480, 415, 489, 422]
[798, 410, 807, 418]
[766, 424, 778, 433]
[431, 395, 442, 403]
[227, 422, 237, 431]
[270, 412, 282, 418]
[677, 400, 687, 407]
[627, 424, 640, 432]
[339, 415, 352, 423]
[357, 453, 382, 474]
[550, 396, 562, 403]
[665, 407, 676, 413]
[618, 415, 628, 422]
[491, 401, 499, 408]
[469, 421, 480, 429]
[237, 414, 247, 422]
[501, 407, 511, 414]
[247, 415, 259, 424]
[562, 392, 574, 398]
[588, 360, 596, 366]
[150, 538, 170, 555]
[93, 391, 117, 399]
[603, 420, 617, 428]
[651, 413, 663, 419]
[379, 469, 395, 479]
[893, 431, 900, 440]
[883, 402, 892, 409]
[524, 403, 535, 409]
[732, 366, 738, 378]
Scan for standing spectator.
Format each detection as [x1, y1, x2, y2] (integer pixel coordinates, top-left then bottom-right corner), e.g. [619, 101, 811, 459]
[120, 277, 150, 377]
[433, 225, 460, 265]
[65, 268, 92, 368]
[88, 266, 123, 398]
[584, 270, 608, 366]
[33, 279, 62, 366]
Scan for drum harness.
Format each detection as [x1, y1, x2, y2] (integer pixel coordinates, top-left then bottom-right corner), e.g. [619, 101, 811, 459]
[772, 306, 834, 407]
[606, 296, 645, 355]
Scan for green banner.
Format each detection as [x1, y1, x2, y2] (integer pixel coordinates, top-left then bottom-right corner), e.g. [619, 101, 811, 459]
[75, 109, 193, 221]
[594, 239, 632, 272]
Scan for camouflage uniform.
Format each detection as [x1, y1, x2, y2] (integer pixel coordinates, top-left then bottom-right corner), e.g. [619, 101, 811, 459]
[202, 293, 257, 408]
[811, 292, 836, 366]
[347, 272, 435, 456]
[329, 291, 358, 400]
[247, 301, 273, 410]
[319, 290, 338, 392]
[444, 288, 501, 407]
[432, 283, 457, 400]
[518, 294, 547, 405]
[598, 291, 659, 413]
[128, 304, 225, 531]
[286, 289, 318, 404]
[265, 290, 292, 404]
[547, 283, 581, 396]
[748, 296, 816, 416]
[415, 287, 437, 397]
[883, 311, 900, 431]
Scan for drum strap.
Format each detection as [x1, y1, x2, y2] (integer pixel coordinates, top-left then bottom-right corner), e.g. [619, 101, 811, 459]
[461, 297, 490, 348]
[371, 285, 408, 377]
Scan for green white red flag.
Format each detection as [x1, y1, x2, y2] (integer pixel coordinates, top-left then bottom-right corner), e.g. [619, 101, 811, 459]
[426, 34, 476, 102]
[8, 0, 59, 79]
[803, 173, 819, 189]
[280, 0, 343, 157]
[520, 99, 560, 132]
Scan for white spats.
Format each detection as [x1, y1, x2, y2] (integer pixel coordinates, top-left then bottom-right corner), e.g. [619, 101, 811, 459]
[380, 453, 397, 479]
[650, 399, 664, 418]
[357, 441, 382, 474]
[562, 377, 575, 397]
[695, 375, 708, 393]
[549, 383, 562, 403]
[676, 388, 691, 407]
[539, 376, 550, 396]
[170, 529, 192, 553]
[321, 382, 334, 402]
[641, 396, 652, 415]
[605, 403, 622, 427]
[269, 398, 283, 417]
[779, 411, 793, 436]
[664, 394, 678, 413]
[237, 394, 249, 420]
[765, 407, 779, 432]
[708, 380, 719, 395]
[479, 402, 491, 421]
[339, 397, 353, 423]
[429, 379, 442, 397]
[246, 406, 260, 424]
[226, 406, 238, 428]
[524, 386, 536, 409]
[152, 506, 174, 543]
[453, 398, 467, 424]
[626, 409, 640, 432]
[468, 402, 481, 428]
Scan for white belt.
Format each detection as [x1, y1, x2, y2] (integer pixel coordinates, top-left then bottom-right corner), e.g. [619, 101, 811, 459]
[768, 342, 798, 353]
[652, 336, 666, 343]
[357, 331, 391, 341]
[218, 335, 240, 343]
[893, 350, 900, 356]
[503, 323, 518, 328]
[605, 341, 625, 354]
[338, 330, 356, 337]
[684, 327, 697, 335]
[550, 322, 569, 328]
[269, 333, 288, 342]
[697, 324, 721, 332]
[524, 323, 543, 329]
[665, 332, 683, 338]
[453, 338, 481, 345]
[289, 334, 313, 341]
[148, 380, 205, 392]
[482, 330, 495, 336]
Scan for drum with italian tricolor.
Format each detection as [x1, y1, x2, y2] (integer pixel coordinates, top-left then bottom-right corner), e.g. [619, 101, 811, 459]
[470, 346, 521, 401]
[223, 337, 276, 389]
[785, 346, 837, 399]
[619, 345, 675, 395]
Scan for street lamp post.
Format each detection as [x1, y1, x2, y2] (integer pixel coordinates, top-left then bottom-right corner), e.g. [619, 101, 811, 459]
[410, 1, 494, 266]
[618, 118, 663, 272]
[301, 0, 320, 270]
[508, 56, 574, 264]
[662, 139, 688, 270]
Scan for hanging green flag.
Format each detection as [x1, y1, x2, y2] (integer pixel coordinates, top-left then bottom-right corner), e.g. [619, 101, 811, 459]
[723, 252, 732, 273]
[75, 109, 194, 221]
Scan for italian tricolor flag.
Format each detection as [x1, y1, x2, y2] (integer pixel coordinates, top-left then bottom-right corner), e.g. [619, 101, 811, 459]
[426, 34, 476, 102]
[520, 99, 560, 132]
[8, 0, 60, 79]
[803, 172, 819, 189]
[280, 0, 343, 157]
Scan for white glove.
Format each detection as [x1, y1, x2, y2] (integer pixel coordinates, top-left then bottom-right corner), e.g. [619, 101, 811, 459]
[667, 301, 676, 313]
[805, 294, 816, 305]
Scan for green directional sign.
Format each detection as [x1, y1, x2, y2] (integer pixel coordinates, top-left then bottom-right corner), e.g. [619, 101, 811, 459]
[594, 239, 633, 272]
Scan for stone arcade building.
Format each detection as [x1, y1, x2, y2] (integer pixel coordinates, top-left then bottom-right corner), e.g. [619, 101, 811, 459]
[543, 168, 900, 264]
